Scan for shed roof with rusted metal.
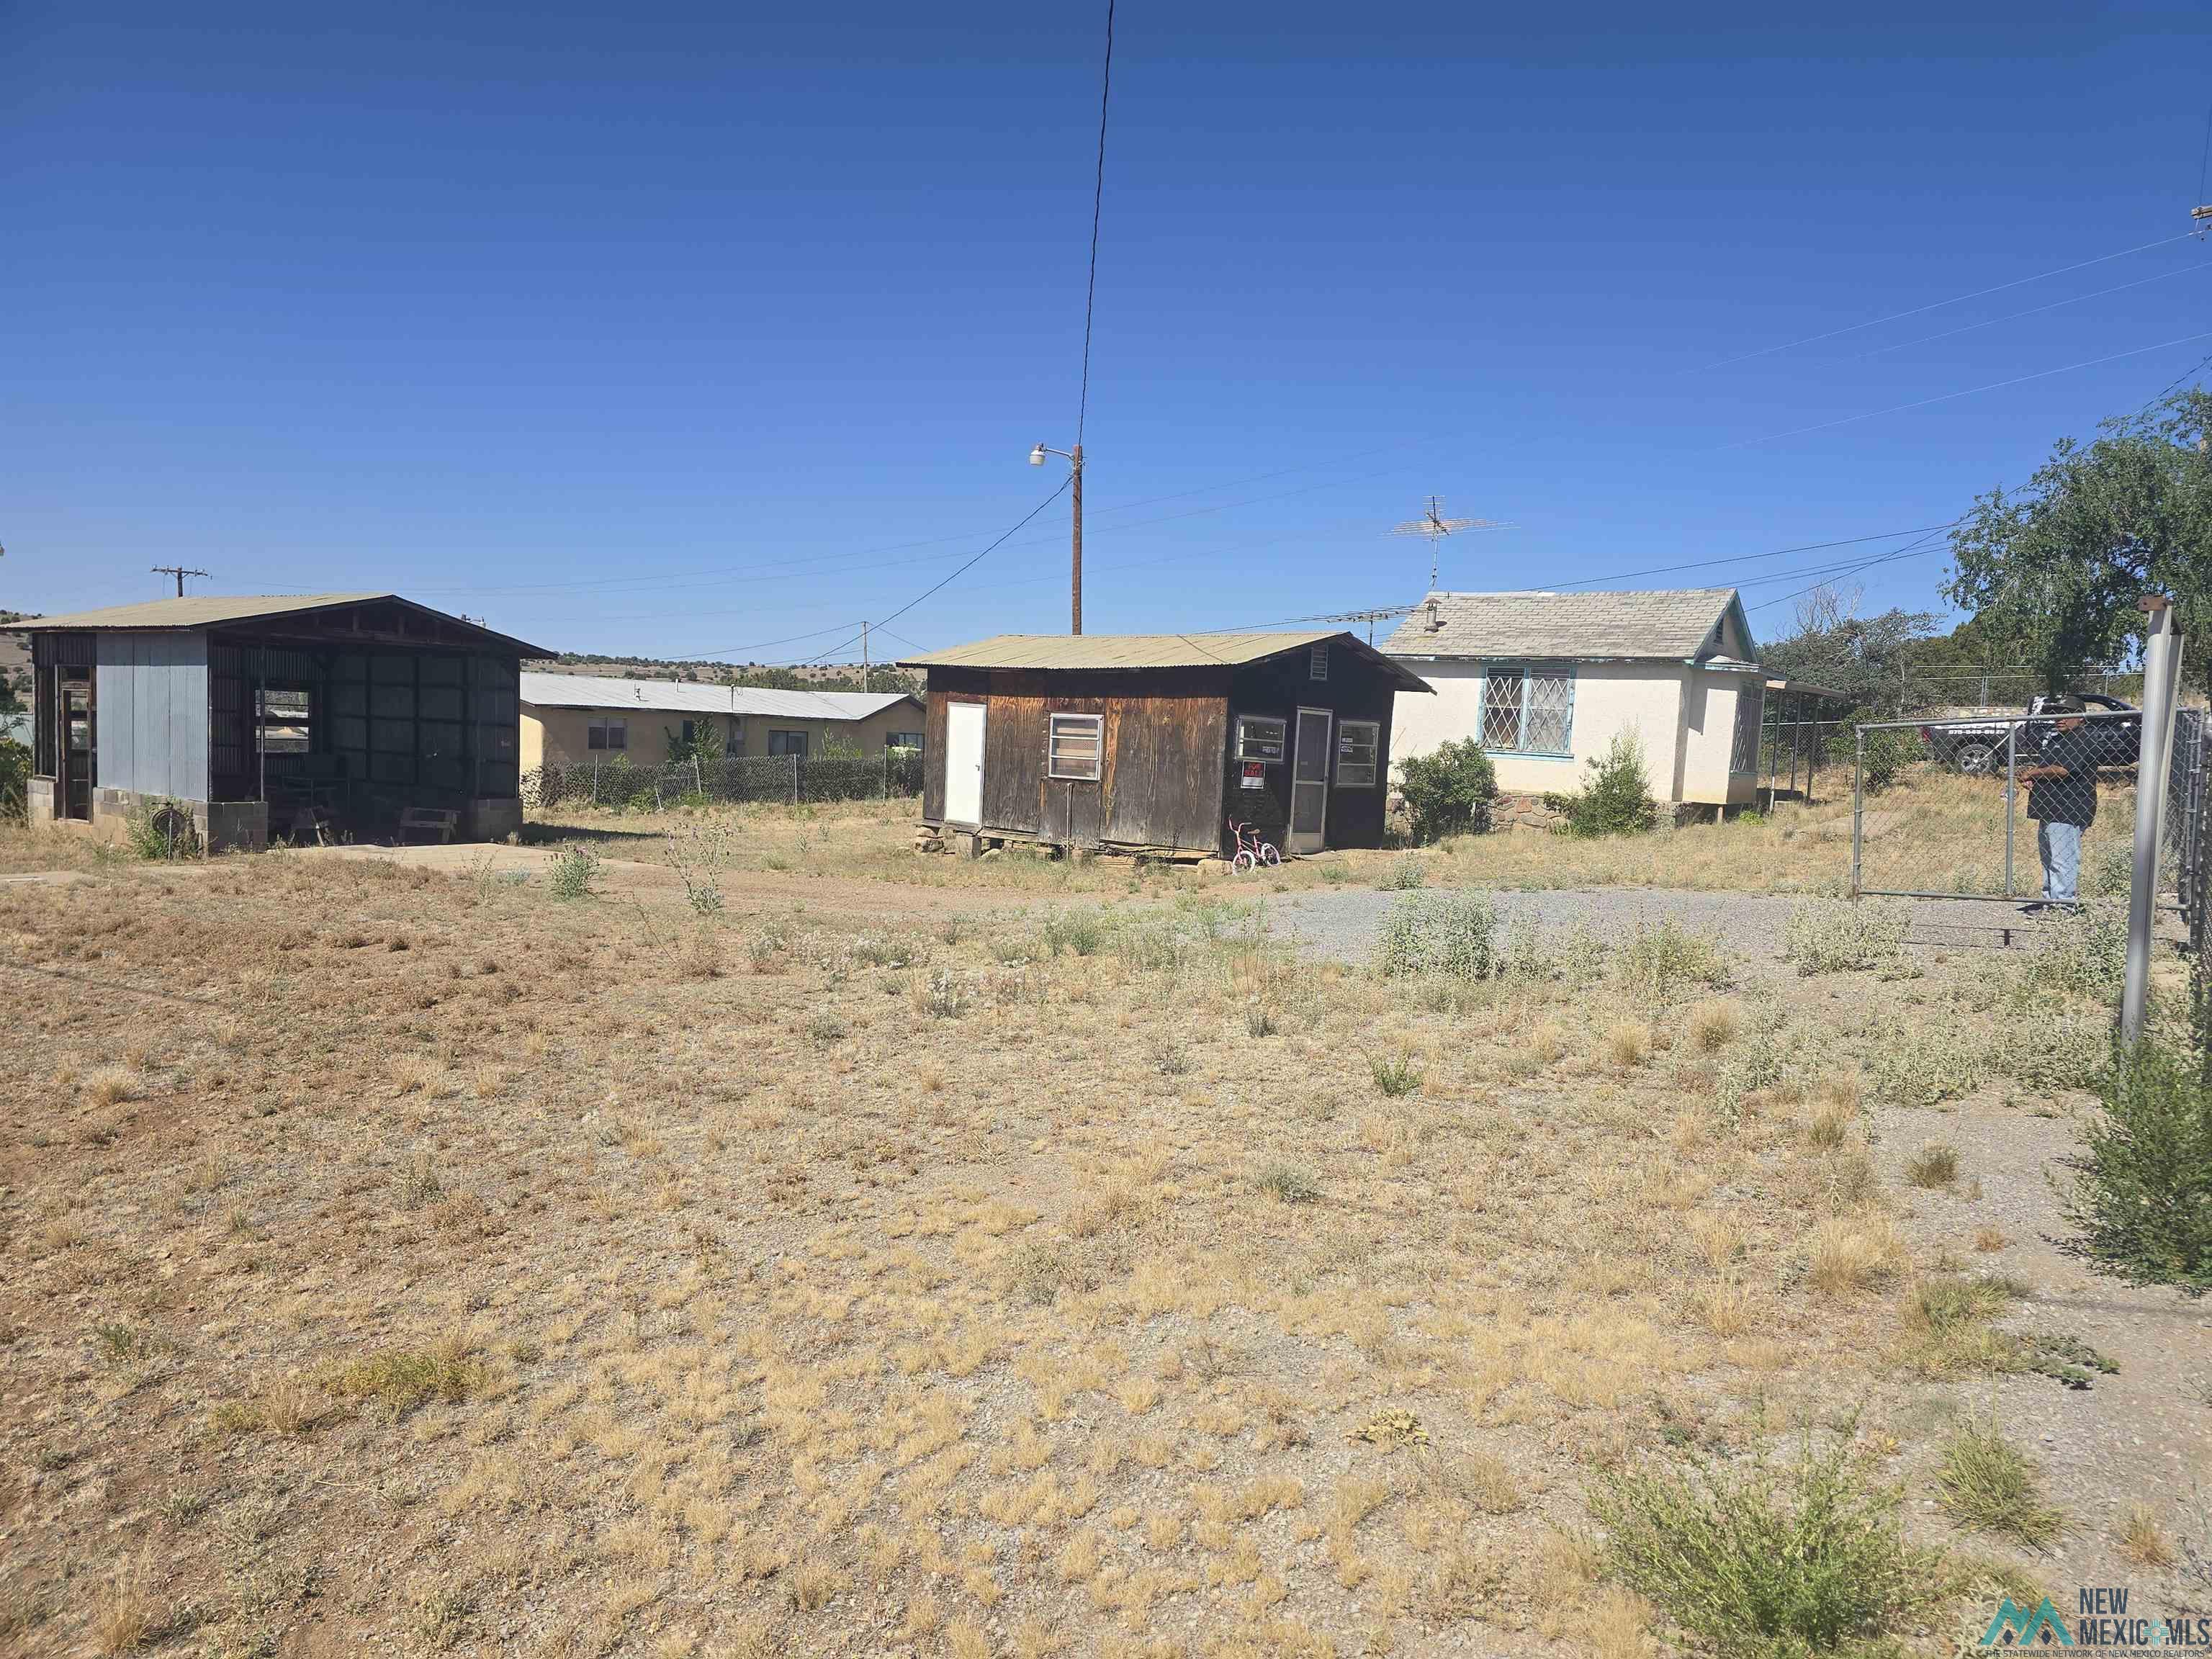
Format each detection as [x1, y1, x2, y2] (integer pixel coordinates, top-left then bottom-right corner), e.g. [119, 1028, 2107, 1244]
[897, 630, 1432, 690]
[9, 593, 553, 658]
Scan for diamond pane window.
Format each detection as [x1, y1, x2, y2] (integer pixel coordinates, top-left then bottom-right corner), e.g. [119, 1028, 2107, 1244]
[1480, 665, 1575, 754]
[1480, 670, 1526, 749]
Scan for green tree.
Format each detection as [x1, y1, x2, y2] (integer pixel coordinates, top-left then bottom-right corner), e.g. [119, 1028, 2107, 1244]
[1947, 387, 2212, 693]
[1758, 585, 1937, 713]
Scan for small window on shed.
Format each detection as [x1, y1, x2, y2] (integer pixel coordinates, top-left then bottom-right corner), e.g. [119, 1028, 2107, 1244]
[1236, 714, 1287, 763]
[1309, 644, 1328, 680]
[1336, 721, 1380, 788]
[1047, 713, 1103, 781]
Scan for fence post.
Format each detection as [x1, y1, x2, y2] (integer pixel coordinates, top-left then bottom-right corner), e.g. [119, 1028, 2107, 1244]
[2124, 599, 2185, 1045]
[693, 755, 703, 799]
[1850, 729, 1864, 899]
[2002, 727, 2016, 899]
[791, 752, 800, 805]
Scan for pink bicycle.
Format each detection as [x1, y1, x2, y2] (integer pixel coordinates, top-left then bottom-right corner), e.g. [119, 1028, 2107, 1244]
[1227, 819, 1280, 873]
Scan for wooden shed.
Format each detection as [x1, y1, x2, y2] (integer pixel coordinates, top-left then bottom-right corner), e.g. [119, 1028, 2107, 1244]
[897, 631, 1431, 858]
[14, 593, 550, 851]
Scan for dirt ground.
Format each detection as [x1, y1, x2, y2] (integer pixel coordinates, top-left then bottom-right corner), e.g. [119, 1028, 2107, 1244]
[1, 809, 2206, 1659]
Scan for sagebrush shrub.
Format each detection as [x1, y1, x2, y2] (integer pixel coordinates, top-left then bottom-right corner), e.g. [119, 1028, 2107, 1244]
[2064, 1035, 2212, 1292]
[1373, 891, 1498, 980]
[1856, 727, 1919, 792]
[1590, 1432, 1940, 1658]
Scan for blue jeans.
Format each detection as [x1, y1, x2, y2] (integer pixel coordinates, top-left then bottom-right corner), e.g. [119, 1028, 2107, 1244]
[2038, 820, 2082, 904]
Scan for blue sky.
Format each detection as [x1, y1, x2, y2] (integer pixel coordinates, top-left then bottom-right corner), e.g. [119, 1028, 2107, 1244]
[4, 2, 2211, 662]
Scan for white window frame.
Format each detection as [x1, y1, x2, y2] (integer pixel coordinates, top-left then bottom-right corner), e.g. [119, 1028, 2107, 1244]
[588, 716, 627, 752]
[1046, 712, 1104, 781]
[1477, 665, 1575, 757]
[1235, 714, 1287, 764]
[1308, 644, 1328, 681]
[1335, 719, 1380, 788]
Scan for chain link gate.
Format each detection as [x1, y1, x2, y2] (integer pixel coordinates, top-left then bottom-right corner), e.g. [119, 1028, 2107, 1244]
[1850, 707, 2203, 909]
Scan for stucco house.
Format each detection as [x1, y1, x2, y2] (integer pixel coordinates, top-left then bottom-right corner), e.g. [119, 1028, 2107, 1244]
[1383, 588, 1768, 822]
[519, 673, 922, 771]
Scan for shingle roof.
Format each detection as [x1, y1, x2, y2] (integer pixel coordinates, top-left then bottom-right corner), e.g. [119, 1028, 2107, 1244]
[7, 593, 553, 657]
[1380, 588, 1747, 662]
[520, 673, 917, 722]
[896, 631, 1432, 689]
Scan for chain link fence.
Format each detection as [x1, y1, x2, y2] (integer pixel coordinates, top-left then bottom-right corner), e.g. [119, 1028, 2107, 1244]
[525, 749, 924, 811]
[1849, 708, 2203, 907]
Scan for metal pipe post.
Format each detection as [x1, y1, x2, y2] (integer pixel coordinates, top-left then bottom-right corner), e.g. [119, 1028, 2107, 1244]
[1850, 729, 1865, 899]
[2003, 727, 2016, 899]
[2124, 599, 2185, 1043]
[1070, 444, 1084, 636]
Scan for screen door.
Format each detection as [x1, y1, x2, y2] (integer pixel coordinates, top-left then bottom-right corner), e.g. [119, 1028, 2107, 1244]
[944, 701, 986, 827]
[1287, 707, 1331, 855]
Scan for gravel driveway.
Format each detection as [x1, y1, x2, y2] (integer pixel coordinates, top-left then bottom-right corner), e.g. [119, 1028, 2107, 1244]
[1261, 885, 2061, 968]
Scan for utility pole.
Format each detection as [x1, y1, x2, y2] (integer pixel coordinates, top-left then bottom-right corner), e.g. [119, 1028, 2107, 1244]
[152, 565, 209, 597]
[2123, 595, 2185, 1044]
[1029, 443, 1087, 633]
[861, 621, 871, 693]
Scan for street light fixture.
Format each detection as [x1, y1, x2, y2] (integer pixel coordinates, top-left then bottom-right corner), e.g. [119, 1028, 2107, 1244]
[1028, 442, 1084, 634]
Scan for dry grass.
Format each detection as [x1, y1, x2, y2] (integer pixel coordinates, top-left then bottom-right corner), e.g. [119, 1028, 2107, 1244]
[0, 810, 2130, 1654]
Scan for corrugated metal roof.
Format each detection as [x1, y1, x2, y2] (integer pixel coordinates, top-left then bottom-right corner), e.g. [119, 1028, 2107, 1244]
[6, 593, 553, 657]
[520, 673, 917, 722]
[1381, 588, 1746, 662]
[897, 630, 1432, 690]
[12, 594, 391, 631]
[902, 630, 1325, 669]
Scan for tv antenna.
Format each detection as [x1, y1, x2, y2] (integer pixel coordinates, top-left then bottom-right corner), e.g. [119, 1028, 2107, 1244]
[1390, 496, 1501, 588]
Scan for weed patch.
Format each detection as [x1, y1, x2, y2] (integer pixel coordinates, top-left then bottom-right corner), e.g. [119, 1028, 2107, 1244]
[1591, 1433, 1941, 1658]
[1936, 1417, 2064, 1547]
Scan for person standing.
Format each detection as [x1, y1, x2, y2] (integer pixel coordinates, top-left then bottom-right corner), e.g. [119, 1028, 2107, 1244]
[2017, 698, 2097, 912]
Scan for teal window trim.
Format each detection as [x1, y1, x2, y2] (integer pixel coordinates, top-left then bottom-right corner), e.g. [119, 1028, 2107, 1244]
[1476, 662, 1575, 757]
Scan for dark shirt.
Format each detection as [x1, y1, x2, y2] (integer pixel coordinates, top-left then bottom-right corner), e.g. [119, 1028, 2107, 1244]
[2027, 726, 2098, 827]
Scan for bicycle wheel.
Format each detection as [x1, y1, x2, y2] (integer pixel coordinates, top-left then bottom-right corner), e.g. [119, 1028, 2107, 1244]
[1232, 850, 1256, 874]
[1259, 844, 1281, 868]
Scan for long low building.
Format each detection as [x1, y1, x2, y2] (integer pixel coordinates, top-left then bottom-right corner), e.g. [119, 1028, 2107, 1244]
[519, 673, 923, 770]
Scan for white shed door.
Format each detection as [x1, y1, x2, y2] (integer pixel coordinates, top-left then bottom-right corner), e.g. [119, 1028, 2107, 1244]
[1287, 706, 1331, 855]
[944, 701, 986, 827]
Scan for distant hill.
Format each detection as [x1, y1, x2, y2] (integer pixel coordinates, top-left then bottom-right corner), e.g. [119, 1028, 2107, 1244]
[0, 612, 33, 696]
[529, 654, 922, 696]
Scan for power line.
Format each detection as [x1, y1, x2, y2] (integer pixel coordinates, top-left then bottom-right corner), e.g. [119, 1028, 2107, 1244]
[1858, 262, 2206, 359]
[1076, 0, 1115, 446]
[681, 481, 1074, 662]
[1689, 231, 2200, 372]
[1741, 531, 1952, 615]
[1717, 330, 2212, 450]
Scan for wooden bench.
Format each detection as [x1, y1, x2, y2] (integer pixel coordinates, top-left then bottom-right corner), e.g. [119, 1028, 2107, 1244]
[397, 806, 459, 845]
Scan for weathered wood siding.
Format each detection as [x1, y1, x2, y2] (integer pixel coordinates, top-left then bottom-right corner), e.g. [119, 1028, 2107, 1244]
[94, 632, 210, 801]
[1223, 645, 1400, 852]
[922, 667, 1231, 853]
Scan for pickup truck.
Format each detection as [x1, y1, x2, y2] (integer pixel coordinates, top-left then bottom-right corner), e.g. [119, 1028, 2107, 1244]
[1919, 693, 2141, 774]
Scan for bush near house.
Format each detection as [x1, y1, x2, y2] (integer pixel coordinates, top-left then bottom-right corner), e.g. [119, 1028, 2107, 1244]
[1856, 723, 1920, 792]
[1547, 732, 1658, 837]
[0, 734, 26, 824]
[1394, 738, 1496, 844]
